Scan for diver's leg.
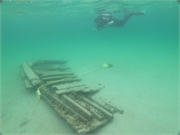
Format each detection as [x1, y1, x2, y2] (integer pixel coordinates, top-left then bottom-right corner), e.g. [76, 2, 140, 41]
[127, 11, 145, 16]
[116, 11, 144, 27]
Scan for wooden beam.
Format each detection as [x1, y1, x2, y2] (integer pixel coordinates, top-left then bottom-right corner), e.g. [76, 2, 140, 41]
[52, 82, 86, 90]
[45, 78, 81, 85]
[22, 62, 41, 86]
[40, 73, 74, 78]
[19, 66, 33, 88]
[56, 86, 87, 94]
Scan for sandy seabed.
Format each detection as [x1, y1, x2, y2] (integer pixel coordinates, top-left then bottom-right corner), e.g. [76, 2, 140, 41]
[1, 56, 179, 135]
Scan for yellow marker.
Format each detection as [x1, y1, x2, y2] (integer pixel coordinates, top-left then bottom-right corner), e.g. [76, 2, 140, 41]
[102, 63, 113, 68]
[102, 63, 109, 68]
[36, 89, 41, 99]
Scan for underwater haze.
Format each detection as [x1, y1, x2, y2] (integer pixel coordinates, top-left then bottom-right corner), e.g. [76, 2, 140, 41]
[1, 0, 179, 135]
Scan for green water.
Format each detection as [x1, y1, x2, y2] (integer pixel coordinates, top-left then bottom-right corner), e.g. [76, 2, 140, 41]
[1, 1, 179, 134]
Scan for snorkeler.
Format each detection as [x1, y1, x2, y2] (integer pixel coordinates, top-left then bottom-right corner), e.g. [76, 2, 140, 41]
[94, 11, 145, 30]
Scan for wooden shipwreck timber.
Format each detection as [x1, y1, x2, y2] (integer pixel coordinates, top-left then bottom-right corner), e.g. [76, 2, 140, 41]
[19, 60, 124, 134]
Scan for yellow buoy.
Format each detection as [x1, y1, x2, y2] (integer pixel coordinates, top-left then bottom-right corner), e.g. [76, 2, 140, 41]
[102, 63, 113, 68]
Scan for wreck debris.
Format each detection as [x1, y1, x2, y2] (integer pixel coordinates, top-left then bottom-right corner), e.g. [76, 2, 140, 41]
[20, 60, 124, 134]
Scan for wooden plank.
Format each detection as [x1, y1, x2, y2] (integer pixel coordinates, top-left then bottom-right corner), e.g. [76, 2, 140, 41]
[31, 60, 67, 68]
[52, 82, 86, 90]
[19, 66, 33, 88]
[83, 86, 104, 93]
[82, 97, 114, 118]
[40, 73, 74, 78]
[42, 76, 76, 81]
[56, 86, 87, 94]
[41, 92, 88, 124]
[35, 60, 67, 64]
[27, 62, 34, 67]
[32, 67, 69, 71]
[39, 84, 112, 134]
[45, 78, 81, 85]
[100, 100, 124, 114]
[62, 94, 92, 119]
[22, 62, 41, 86]
[23, 79, 34, 89]
[55, 85, 103, 95]
[34, 70, 73, 76]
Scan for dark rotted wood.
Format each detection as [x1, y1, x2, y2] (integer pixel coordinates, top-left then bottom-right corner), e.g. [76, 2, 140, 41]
[22, 62, 41, 86]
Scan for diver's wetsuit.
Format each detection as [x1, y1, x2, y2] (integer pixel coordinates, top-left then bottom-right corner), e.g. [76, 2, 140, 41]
[94, 12, 144, 30]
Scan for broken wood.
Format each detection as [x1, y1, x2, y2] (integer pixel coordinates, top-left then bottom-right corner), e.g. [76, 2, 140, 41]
[19, 66, 33, 88]
[52, 82, 86, 90]
[32, 67, 70, 71]
[42, 75, 76, 81]
[31, 60, 67, 67]
[56, 86, 88, 94]
[20, 60, 124, 134]
[22, 62, 41, 86]
[45, 78, 81, 85]
[40, 73, 74, 78]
